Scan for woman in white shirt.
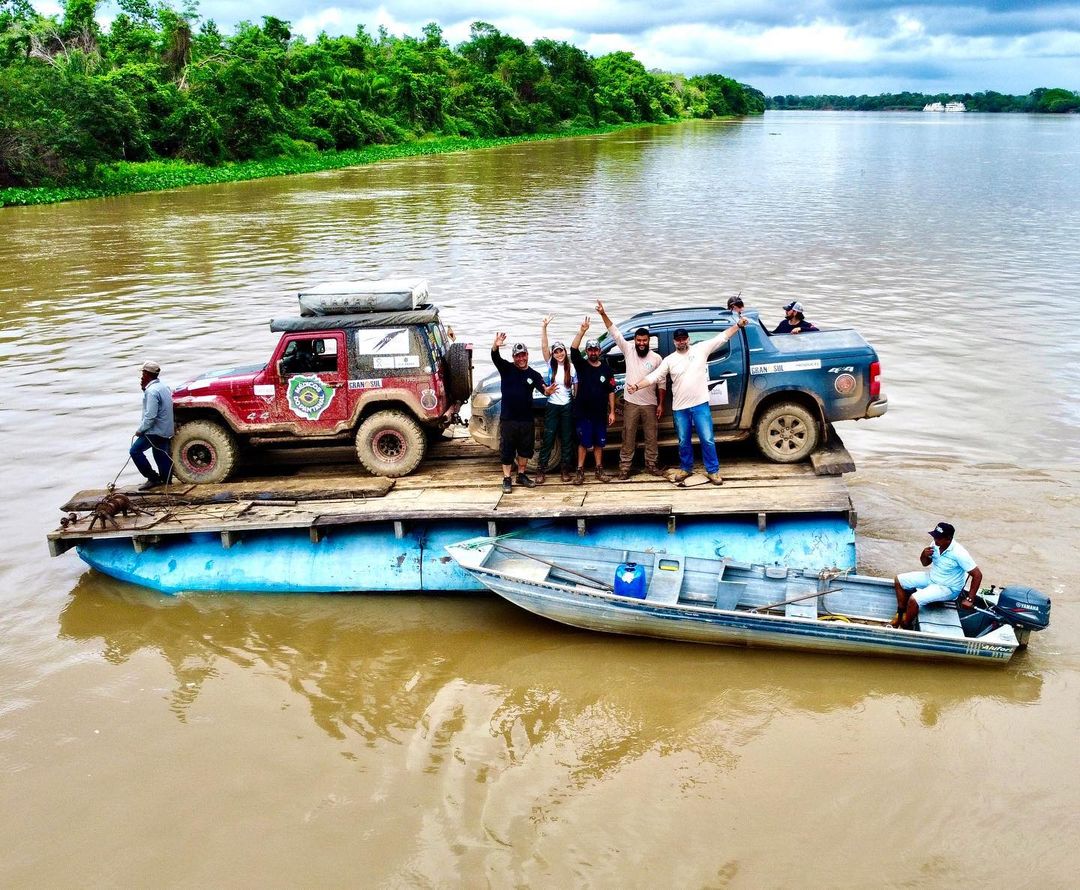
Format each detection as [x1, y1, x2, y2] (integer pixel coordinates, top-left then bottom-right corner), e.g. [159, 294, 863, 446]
[536, 315, 578, 484]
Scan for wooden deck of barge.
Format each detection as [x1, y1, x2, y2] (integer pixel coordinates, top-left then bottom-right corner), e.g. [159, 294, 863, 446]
[48, 430, 858, 558]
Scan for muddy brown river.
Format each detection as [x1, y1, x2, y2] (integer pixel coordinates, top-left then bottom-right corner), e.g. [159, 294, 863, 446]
[1, 114, 1078, 886]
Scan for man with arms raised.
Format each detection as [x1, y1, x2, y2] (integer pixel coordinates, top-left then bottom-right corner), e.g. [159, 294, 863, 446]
[569, 317, 617, 485]
[491, 334, 555, 493]
[595, 300, 666, 479]
[627, 318, 747, 485]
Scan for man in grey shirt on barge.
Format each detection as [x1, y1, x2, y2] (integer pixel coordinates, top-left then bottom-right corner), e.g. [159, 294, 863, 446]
[130, 360, 174, 490]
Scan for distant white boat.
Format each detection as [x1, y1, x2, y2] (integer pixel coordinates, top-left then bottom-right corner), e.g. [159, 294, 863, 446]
[923, 101, 966, 113]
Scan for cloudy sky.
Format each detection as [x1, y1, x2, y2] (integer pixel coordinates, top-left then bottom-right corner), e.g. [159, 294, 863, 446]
[103, 1, 1080, 96]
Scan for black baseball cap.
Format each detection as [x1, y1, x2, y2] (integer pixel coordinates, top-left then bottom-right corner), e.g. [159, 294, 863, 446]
[928, 522, 955, 539]
[673, 327, 690, 340]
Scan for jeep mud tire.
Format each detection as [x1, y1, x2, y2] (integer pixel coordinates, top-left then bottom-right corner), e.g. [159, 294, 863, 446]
[445, 342, 473, 404]
[356, 410, 427, 477]
[754, 401, 820, 463]
[172, 420, 240, 484]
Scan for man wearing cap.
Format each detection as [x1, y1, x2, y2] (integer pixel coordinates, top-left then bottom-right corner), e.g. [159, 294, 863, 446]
[491, 333, 556, 493]
[595, 300, 666, 479]
[628, 318, 748, 485]
[772, 301, 819, 335]
[569, 317, 616, 485]
[131, 361, 174, 491]
[893, 522, 983, 629]
[726, 295, 746, 317]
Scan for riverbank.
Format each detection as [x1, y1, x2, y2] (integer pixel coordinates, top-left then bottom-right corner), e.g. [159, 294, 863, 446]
[0, 122, 669, 208]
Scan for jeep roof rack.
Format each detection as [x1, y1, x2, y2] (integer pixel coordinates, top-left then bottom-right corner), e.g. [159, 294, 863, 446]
[298, 278, 429, 317]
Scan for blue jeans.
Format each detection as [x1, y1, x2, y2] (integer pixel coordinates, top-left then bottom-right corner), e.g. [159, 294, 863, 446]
[130, 434, 173, 484]
[672, 402, 719, 473]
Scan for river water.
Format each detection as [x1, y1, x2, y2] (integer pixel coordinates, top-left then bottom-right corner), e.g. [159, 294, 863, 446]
[1, 112, 1077, 886]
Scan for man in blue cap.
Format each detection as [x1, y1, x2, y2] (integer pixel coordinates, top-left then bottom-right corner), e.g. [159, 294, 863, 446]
[892, 521, 983, 629]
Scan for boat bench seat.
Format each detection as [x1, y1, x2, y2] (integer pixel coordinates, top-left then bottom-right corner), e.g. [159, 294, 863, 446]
[498, 557, 551, 584]
[646, 554, 684, 605]
[715, 580, 746, 611]
[784, 583, 819, 619]
[918, 604, 965, 638]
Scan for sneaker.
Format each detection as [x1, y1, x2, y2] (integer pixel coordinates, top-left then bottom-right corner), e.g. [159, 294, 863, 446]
[617, 469, 631, 480]
[516, 473, 537, 488]
[573, 468, 585, 486]
[667, 469, 691, 484]
[137, 480, 162, 492]
[560, 468, 572, 482]
[535, 470, 546, 485]
[594, 469, 611, 483]
[705, 471, 724, 485]
[501, 477, 513, 494]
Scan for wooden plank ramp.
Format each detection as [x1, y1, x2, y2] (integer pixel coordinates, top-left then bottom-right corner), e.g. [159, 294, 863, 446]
[48, 432, 857, 556]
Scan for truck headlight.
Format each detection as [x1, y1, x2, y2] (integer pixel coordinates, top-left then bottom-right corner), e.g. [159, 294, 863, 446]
[471, 393, 495, 411]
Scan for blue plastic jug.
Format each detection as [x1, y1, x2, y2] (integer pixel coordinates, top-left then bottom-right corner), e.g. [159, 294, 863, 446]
[614, 562, 646, 599]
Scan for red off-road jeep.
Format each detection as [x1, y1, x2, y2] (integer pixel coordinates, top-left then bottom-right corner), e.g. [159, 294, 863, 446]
[170, 280, 472, 482]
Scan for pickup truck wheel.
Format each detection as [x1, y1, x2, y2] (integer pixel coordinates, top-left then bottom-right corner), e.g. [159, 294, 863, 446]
[754, 402, 820, 463]
[356, 411, 427, 477]
[445, 342, 473, 404]
[172, 420, 239, 484]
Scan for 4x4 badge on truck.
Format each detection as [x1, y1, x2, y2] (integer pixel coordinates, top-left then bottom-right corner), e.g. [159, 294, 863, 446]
[287, 375, 334, 421]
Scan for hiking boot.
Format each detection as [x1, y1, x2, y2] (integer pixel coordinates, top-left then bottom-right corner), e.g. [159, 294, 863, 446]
[706, 471, 724, 486]
[667, 469, 691, 484]
[594, 469, 611, 483]
[573, 468, 585, 486]
[617, 469, 631, 480]
[560, 467, 572, 482]
[501, 477, 513, 494]
[535, 470, 546, 485]
[646, 464, 666, 477]
[516, 473, 536, 488]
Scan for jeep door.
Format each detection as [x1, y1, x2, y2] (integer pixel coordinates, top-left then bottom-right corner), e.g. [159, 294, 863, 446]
[269, 332, 351, 432]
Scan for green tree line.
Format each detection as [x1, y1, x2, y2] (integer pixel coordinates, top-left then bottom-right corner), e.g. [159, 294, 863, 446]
[0, 0, 765, 188]
[768, 88, 1080, 113]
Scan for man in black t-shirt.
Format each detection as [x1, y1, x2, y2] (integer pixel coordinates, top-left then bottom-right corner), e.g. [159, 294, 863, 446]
[569, 316, 616, 485]
[772, 300, 820, 335]
[491, 333, 555, 493]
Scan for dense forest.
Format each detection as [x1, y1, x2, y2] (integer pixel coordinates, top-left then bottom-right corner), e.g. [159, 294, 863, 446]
[768, 89, 1080, 113]
[0, 0, 765, 190]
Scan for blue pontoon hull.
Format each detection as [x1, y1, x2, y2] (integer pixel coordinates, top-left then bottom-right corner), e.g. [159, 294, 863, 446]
[75, 514, 856, 594]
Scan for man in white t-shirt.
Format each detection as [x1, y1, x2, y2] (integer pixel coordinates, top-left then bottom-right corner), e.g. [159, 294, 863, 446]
[595, 300, 666, 479]
[628, 318, 746, 485]
[893, 521, 983, 629]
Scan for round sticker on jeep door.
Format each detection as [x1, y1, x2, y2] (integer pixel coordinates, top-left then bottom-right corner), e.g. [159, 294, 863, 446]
[287, 375, 334, 420]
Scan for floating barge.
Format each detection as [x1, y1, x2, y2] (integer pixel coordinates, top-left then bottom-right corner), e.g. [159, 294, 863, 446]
[48, 431, 860, 594]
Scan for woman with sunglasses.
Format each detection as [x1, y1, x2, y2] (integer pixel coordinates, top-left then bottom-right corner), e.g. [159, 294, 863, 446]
[536, 314, 578, 483]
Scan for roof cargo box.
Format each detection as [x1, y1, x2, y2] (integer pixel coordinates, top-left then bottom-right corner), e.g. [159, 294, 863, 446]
[298, 279, 429, 316]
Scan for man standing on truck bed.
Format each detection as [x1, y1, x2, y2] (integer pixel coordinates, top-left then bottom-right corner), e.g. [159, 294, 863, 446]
[772, 301, 819, 335]
[131, 360, 174, 491]
[595, 300, 666, 479]
[491, 334, 555, 493]
[628, 318, 747, 485]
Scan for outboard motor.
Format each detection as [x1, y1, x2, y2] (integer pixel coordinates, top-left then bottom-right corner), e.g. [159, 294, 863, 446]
[993, 586, 1051, 632]
[961, 586, 1051, 647]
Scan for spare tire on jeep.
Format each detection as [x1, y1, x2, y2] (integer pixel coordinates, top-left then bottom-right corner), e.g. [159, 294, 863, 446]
[445, 342, 473, 404]
[355, 410, 427, 477]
